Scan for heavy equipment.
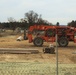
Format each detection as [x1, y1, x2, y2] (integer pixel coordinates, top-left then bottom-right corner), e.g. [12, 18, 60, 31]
[27, 25, 76, 47]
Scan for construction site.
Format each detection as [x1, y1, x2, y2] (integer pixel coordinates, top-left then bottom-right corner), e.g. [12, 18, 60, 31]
[0, 25, 76, 75]
[0, 25, 76, 63]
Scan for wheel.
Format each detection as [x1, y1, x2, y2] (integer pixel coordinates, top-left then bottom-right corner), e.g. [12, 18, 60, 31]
[58, 37, 68, 47]
[33, 37, 43, 47]
[46, 29, 55, 37]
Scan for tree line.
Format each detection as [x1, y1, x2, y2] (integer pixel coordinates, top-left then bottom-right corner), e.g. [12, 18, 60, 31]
[0, 10, 52, 30]
[0, 10, 76, 30]
[0, 22, 28, 30]
[68, 20, 76, 27]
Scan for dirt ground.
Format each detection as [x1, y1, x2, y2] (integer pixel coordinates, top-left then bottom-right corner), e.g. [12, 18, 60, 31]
[0, 35, 76, 64]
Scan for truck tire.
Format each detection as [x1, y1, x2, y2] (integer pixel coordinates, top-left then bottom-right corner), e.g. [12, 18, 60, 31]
[58, 37, 68, 47]
[46, 29, 55, 37]
[33, 37, 43, 47]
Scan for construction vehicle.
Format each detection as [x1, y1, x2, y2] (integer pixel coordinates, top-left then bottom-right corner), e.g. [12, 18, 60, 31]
[27, 25, 76, 47]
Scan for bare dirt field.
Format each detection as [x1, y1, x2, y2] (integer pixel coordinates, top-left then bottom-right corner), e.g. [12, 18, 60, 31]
[0, 34, 76, 64]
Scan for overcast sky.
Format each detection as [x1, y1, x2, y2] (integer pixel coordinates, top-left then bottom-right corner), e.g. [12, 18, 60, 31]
[0, 0, 76, 25]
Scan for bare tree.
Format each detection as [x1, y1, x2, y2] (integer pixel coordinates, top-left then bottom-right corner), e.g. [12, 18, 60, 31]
[20, 18, 26, 22]
[38, 14, 43, 24]
[25, 10, 38, 25]
[8, 17, 16, 22]
[8, 17, 16, 30]
[24, 10, 53, 26]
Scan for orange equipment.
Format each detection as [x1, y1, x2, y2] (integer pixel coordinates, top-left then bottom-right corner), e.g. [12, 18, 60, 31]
[27, 25, 76, 47]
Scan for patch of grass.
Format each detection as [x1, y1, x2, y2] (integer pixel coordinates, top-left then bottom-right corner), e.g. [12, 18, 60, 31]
[0, 62, 76, 75]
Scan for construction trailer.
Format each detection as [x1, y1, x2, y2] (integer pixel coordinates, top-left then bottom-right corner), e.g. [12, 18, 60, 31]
[27, 25, 76, 47]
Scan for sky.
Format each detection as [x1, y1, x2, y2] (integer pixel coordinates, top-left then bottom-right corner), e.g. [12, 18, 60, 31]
[0, 0, 76, 25]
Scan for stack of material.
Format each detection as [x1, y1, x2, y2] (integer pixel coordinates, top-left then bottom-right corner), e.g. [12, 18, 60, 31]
[0, 48, 39, 54]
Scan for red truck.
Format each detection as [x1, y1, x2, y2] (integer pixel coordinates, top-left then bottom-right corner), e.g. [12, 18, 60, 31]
[27, 25, 76, 47]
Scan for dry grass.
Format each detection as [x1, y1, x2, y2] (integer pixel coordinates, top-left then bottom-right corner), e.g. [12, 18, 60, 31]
[0, 30, 76, 75]
[0, 31, 76, 64]
[0, 62, 76, 75]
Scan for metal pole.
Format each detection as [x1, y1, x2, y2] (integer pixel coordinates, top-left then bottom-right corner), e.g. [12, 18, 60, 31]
[56, 34, 58, 75]
[24, 29, 26, 40]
